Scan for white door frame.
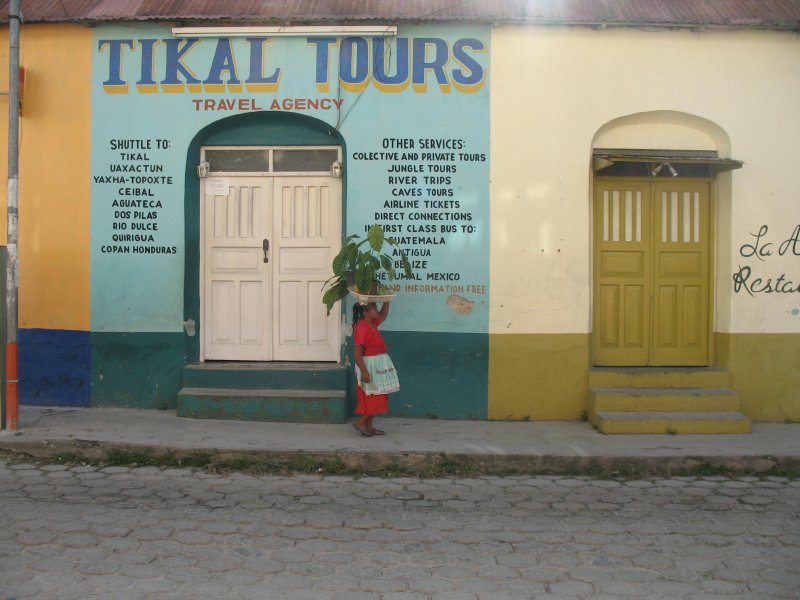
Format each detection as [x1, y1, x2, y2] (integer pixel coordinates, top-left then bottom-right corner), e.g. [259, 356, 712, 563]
[199, 145, 343, 362]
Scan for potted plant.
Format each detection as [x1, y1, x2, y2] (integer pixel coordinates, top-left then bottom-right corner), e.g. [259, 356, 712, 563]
[322, 224, 413, 315]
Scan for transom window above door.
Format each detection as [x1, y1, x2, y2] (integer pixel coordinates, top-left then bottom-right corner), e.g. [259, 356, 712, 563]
[203, 146, 341, 176]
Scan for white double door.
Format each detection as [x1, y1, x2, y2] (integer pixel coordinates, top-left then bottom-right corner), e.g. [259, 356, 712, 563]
[202, 175, 341, 361]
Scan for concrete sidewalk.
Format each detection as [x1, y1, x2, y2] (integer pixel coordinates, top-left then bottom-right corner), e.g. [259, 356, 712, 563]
[1, 406, 799, 474]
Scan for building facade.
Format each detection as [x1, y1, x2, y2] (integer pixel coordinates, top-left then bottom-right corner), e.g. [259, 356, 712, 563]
[1, 1, 798, 429]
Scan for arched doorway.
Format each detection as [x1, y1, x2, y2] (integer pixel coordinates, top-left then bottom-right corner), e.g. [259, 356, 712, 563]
[184, 112, 346, 363]
[590, 111, 741, 366]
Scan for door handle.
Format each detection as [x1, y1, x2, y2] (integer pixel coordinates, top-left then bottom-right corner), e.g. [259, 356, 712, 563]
[262, 239, 269, 263]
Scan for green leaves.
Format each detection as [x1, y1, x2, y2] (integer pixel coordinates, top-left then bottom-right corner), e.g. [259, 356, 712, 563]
[398, 249, 413, 278]
[367, 224, 385, 252]
[321, 224, 418, 313]
[354, 264, 374, 293]
[332, 241, 358, 276]
[380, 254, 397, 280]
[322, 279, 349, 315]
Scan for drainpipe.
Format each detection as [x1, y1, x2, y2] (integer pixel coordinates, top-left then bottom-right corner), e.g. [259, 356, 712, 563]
[5, 0, 20, 431]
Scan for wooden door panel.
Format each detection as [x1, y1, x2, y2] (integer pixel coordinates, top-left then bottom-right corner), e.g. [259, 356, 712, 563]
[308, 281, 330, 343]
[594, 179, 711, 366]
[203, 174, 341, 362]
[273, 177, 341, 361]
[239, 281, 264, 346]
[652, 182, 709, 365]
[277, 280, 301, 346]
[593, 182, 650, 365]
[601, 251, 645, 277]
[203, 178, 271, 360]
[622, 285, 645, 348]
[597, 285, 620, 347]
[210, 280, 235, 344]
[659, 252, 701, 277]
[682, 286, 703, 347]
[655, 285, 678, 346]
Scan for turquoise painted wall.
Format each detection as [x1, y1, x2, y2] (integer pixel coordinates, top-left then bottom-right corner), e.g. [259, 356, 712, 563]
[88, 23, 491, 415]
[91, 23, 490, 334]
[91, 333, 184, 409]
[346, 331, 488, 419]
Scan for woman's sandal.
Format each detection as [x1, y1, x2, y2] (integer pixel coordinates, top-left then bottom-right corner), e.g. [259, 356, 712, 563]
[369, 428, 385, 435]
[352, 422, 373, 437]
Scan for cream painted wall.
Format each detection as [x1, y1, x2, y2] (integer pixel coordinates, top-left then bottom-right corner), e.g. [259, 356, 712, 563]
[593, 114, 728, 154]
[490, 26, 800, 335]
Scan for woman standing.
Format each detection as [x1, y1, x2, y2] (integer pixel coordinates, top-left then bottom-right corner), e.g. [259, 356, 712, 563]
[351, 301, 399, 437]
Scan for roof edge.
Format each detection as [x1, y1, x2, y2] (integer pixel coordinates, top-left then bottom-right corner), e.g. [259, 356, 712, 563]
[3, 16, 799, 31]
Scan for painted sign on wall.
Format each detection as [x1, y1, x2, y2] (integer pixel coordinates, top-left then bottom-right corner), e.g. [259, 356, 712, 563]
[91, 24, 490, 335]
[733, 224, 800, 296]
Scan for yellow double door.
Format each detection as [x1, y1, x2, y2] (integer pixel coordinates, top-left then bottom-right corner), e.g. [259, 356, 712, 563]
[593, 178, 712, 366]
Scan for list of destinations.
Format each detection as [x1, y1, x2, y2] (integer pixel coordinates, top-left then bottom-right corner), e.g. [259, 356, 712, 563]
[91, 134, 488, 300]
[351, 136, 487, 297]
[93, 138, 177, 255]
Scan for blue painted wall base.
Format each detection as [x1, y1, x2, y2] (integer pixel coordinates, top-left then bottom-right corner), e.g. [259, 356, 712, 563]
[19, 328, 91, 407]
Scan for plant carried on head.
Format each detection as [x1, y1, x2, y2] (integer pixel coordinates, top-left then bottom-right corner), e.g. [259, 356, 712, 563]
[322, 224, 413, 315]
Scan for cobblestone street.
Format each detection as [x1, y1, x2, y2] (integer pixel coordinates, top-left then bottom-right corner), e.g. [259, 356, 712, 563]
[0, 460, 798, 599]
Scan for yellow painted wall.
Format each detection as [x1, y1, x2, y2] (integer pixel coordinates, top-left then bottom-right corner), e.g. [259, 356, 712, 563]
[0, 25, 91, 331]
[717, 333, 800, 421]
[488, 334, 589, 420]
[488, 26, 800, 420]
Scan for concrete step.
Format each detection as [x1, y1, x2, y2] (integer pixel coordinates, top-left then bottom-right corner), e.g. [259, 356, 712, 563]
[590, 411, 752, 434]
[177, 387, 348, 424]
[588, 367, 731, 389]
[182, 362, 347, 390]
[589, 387, 741, 413]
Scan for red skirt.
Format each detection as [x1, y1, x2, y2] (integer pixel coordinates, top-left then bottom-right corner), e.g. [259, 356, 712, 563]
[355, 384, 389, 415]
